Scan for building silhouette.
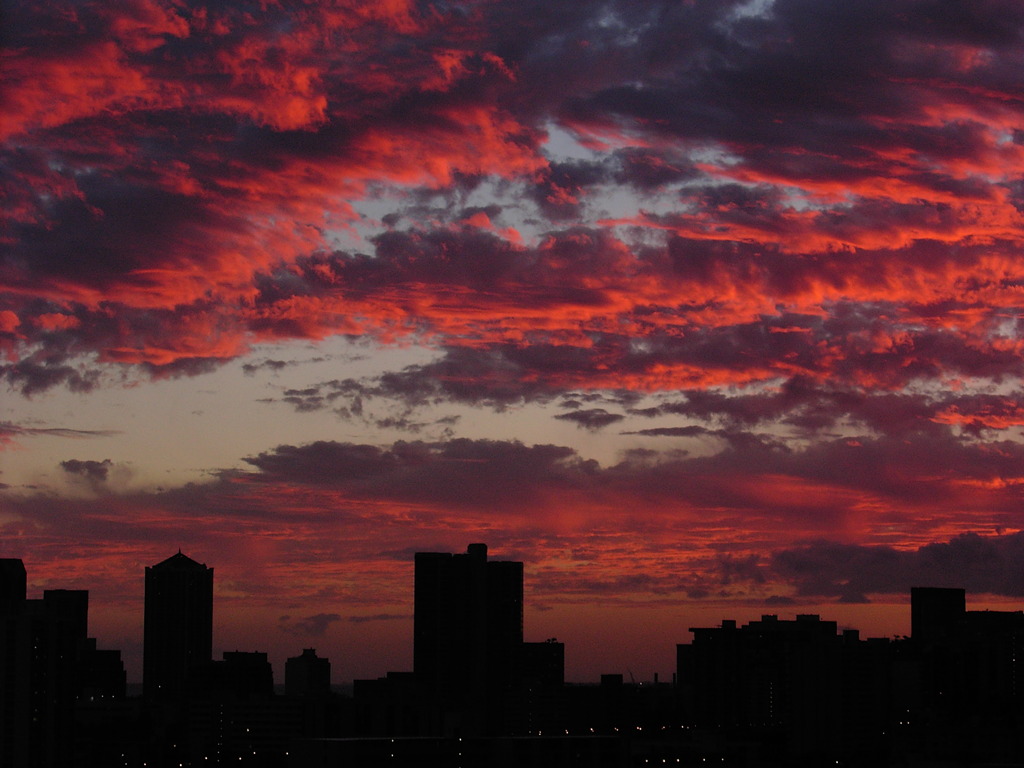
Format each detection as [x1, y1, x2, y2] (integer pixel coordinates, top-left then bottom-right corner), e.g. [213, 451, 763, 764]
[0, 559, 126, 768]
[679, 613, 865, 762]
[143, 550, 213, 701]
[0, 558, 32, 767]
[910, 585, 966, 643]
[13, 544, 1024, 766]
[905, 586, 1024, 764]
[414, 543, 524, 736]
[286, 648, 338, 740]
[286, 648, 331, 698]
[0, 558, 26, 611]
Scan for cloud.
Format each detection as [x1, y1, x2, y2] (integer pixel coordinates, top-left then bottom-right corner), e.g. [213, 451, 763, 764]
[347, 613, 408, 624]
[60, 459, 113, 483]
[623, 426, 708, 438]
[242, 359, 292, 376]
[238, 438, 595, 512]
[1, 361, 102, 396]
[4, 0, 1024, 411]
[0, 422, 120, 449]
[554, 408, 625, 430]
[5, 427, 1024, 636]
[769, 532, 1024, 600]
[278, 613, 343, 637]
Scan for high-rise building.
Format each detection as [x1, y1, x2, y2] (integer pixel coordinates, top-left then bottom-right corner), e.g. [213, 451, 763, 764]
[0, 561, 125, 768]
[0, 559, 29, 767]
[911, 586, 965, 644]
[286, 648, 331, 698]
[0, 562, 85, 767]
[0, 558, 26, 614]
[287, 648, 337, 740]
[143, 551, 213, 700]
[413, 543, 523, 736]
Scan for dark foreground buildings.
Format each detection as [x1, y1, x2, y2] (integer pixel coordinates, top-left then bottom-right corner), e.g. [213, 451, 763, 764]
[6, 548, 1024, 767]
[677, 587, 1024, 766]
[0, 558, 126, 768]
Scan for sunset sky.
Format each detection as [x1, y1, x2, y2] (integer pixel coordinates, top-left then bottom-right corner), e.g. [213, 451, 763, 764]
[5, 0, 1024, 684]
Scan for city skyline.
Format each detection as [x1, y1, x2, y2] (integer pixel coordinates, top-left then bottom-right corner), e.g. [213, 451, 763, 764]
[8, 545, 1024, 688]
[6, 547, 1023, 765]
[7, 0, 1024, 686]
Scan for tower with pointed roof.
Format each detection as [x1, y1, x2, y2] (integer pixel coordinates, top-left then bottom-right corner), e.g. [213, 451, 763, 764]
[143, 551, 213, 700]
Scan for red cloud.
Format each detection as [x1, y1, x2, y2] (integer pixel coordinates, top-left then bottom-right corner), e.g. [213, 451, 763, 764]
[7, 0, 1024, 406]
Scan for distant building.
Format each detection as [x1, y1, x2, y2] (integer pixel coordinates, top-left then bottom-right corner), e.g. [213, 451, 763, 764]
[521, 640, 565, 689]
[286, 648, 339, 739]
[679, 613, 863, 761]
[143, 551, 213, 701]
[353, 671, 420, 737]
[414, 543, 523, 736]
[188, 651, 303, 766]
[521, 640, 566, 734]
[194, 650, 275, 700]
[286, 647, 331, 698]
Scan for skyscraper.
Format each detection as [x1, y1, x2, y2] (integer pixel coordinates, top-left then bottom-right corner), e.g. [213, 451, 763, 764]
[0, 559, 29, 767]
[143, 551, 213, 700]
[0, 561, 122, 767]
[286, 648, 331, 698]
[414, 543, 523, 736]
[911, 586, 966, 644]
[0, 558, 26, 614]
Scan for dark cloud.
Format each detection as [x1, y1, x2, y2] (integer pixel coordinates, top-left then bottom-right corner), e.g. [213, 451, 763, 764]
[770, 532, 1024, 600]
[240, 438, 594, 512]
[530, 159, 608, 220]
[622, 426, 709, 438]
[225, 429, 1024, 532]
[281, 388, 327, 413]
[347, 613, 407, 624]
[60, 459, 112, 483]
[1, 360, 101, 396]
[278, 613, 343, 637]
[632, 381, 1024, 441]
[612, 148, 698, 191]
[0, 422, 119, 444]
[372, 414, 459, 435]
[242, 359, 292, 376]
[554, 408, 624, 430]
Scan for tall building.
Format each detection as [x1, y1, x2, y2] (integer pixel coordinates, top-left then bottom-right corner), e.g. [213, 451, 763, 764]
[0, 562, 85, 767]
[0, 558, 26, 613]
[143, 551, 213, 700]
[286, 648, 335, 739]
[910, 586, 965, 644]
[286, 648, 331, 698]
[414, 543, 523, 736]
[0, 560, 124, 768]
[0, 559, 30, 767]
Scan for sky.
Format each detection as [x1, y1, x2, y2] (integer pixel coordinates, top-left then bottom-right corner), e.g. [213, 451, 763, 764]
[5, 0, 1024, 685]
